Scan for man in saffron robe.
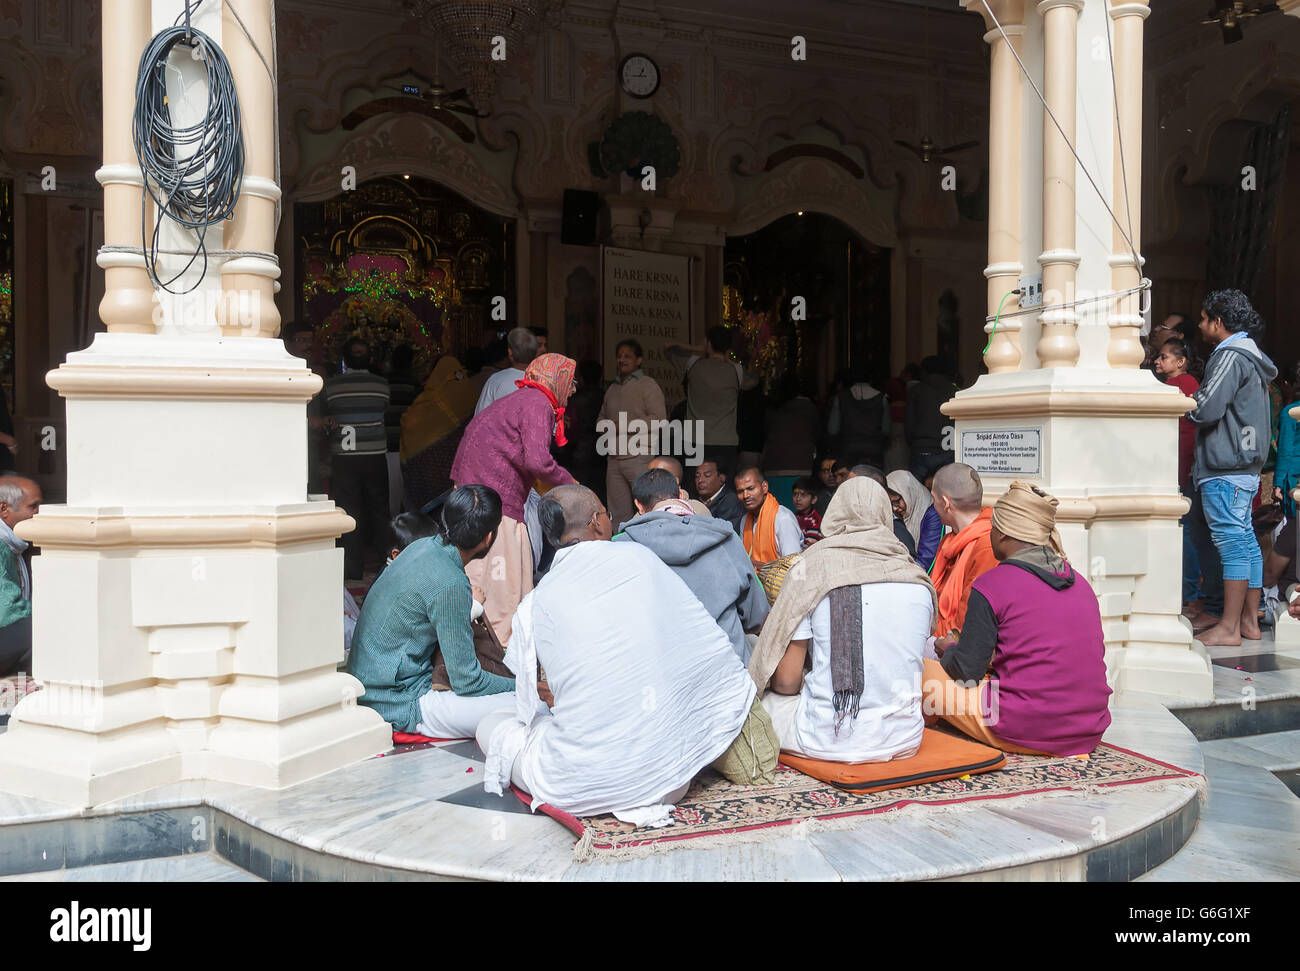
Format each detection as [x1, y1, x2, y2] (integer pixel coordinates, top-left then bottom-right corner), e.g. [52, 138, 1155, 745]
[923, 480, 1112, 756]
[928, 463, 999, 637]
[735, 467, 803, 567]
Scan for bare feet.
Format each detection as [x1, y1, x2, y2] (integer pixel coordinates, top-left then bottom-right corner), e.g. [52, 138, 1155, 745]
[1189, 612, 1221, 632]
[1196, 623, 1243, 647]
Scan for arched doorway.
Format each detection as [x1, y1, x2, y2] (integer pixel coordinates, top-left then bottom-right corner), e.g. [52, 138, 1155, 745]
[723, 212, 891, 397]
[293, 174, 516, 371]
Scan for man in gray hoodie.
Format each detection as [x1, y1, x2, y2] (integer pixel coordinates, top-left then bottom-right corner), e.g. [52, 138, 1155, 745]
[1186, 289, 1277, 647]
[614, 468, 769, 664]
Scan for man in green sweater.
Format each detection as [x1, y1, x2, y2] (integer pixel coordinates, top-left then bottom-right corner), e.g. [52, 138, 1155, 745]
[346, 485, 517, 737]
[0, 475, 40, 677]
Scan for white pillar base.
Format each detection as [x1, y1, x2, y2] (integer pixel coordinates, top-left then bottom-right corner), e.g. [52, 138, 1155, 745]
[944, 366, 1212, 703]
[0, 334, 390, 809]
[1106, 642, 1213, 702]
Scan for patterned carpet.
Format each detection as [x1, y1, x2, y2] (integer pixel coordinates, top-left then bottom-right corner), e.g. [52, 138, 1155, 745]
[518, 742, 1202, 861]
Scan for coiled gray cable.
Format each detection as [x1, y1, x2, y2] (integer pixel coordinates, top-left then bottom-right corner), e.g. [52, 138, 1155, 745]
[132, 3, 244, 293]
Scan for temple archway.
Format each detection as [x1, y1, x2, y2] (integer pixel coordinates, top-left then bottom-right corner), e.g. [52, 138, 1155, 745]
[724, 211, 891, 399]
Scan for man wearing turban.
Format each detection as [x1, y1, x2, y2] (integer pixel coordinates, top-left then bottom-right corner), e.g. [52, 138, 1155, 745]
[921, 480, 1112, 757]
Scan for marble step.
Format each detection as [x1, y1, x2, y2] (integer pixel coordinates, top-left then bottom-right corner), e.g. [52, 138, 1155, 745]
[1139, 731, 1300, 882]
[0, 851, 260, 882]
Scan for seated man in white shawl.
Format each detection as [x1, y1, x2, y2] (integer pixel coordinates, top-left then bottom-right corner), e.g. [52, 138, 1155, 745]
[749, 477, 937, 763]
[477, 484, 778, 823]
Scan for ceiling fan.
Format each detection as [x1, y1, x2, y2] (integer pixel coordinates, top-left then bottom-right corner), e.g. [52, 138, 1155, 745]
[1203, 1, 1281, 44]
[381, 79, 487, 118]
[894, 135, 980, 166]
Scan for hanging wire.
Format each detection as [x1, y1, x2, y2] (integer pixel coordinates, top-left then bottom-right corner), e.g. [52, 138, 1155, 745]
[985, 279, 1150, 325]
[1103, 7, 1139, 275]
[133, 1, 244, 292]
[983, 287, 1020, 353]
[978, 0, 1142, 269]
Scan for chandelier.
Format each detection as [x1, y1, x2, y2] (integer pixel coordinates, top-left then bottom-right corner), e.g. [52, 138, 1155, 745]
[406, 1, 555, 108]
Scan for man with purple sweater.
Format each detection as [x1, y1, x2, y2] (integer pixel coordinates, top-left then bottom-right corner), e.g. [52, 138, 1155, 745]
[922, 480, 1112, 757]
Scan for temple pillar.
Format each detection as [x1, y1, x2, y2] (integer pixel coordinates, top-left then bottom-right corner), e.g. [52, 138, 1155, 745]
[0, 0, 388, 808]
[96, 0, 156, 334]
[977, 0, 1025, 374]
[1105, 1, 1148, 369]
[217, 0, 280, 339]
[950, 0, 1210, 702]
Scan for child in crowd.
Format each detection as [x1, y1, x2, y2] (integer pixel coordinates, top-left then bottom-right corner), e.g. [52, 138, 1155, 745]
[387, 511, 440, 566]
[791, 476, 823, 548]
[346, 512, 458, 657]
[1274, 362, 1300, 518]
[1154, 338, 1201, 610]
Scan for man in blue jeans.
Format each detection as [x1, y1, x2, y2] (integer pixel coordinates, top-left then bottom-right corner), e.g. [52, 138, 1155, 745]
[1186, 289, 1277, 647]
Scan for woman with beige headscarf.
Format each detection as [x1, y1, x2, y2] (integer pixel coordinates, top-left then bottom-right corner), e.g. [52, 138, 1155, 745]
[751, 477, 938, 763]
[922, 480, 1113, 757]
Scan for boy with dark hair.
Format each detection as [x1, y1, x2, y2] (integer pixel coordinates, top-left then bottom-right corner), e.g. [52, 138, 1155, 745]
[790, 476, 823, 548]
[347, 485, 515, 738]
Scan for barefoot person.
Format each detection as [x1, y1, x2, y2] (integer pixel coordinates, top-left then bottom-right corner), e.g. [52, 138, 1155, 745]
[923, 481, 1112, 757]
[1186, 290, 1276, 646]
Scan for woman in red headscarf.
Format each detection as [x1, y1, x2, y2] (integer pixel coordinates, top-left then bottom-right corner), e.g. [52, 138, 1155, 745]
[450, 353, 578, 644]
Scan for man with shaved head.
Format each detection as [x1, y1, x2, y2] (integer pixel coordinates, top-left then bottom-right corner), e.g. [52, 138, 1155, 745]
[928, 463, 998, 637]
[0, 475, 40, 676]
[477, 483, 777, 819]
[648, 455, 688, 501]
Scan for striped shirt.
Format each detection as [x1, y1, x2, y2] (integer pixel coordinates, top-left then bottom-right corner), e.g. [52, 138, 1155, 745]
[324, 370, 391, 456]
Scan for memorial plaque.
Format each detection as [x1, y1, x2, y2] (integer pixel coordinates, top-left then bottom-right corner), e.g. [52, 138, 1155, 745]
[960, 427, 1042, 476]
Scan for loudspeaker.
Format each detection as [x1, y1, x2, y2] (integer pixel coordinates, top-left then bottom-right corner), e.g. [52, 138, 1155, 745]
[561, 189, 600, 246]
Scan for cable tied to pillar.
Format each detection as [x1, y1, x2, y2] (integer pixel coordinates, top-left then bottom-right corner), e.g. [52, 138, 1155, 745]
[133, 2, 244, 293]
[984, 279, 1151, 326]
[978, 1, 1152, 331]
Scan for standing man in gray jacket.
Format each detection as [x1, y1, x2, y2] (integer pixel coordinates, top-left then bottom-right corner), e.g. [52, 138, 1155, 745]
[1186, 289, 1277, 647]
[614, 468, 769, 664]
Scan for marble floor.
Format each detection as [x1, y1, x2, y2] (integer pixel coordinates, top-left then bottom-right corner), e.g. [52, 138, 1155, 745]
[0, 693, 1204, 881]
[1140, 729, 1300, 882]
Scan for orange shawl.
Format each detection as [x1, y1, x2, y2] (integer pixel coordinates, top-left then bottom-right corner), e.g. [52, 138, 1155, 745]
[929, 506, 998, 635]
[742, 493, 782, 565]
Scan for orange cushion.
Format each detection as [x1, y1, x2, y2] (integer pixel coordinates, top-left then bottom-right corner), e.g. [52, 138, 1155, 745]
[779, 728, 1006, 793]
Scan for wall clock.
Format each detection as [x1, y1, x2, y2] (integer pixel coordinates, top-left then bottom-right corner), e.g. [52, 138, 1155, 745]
[619, 53, 660, 99]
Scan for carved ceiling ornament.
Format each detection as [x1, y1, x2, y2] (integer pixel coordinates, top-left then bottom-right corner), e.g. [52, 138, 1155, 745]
[277, 8, 335, 56]
[709, 94, 899, 199]
[295, 115, 516, 217]
[730, 157, 899, 249]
